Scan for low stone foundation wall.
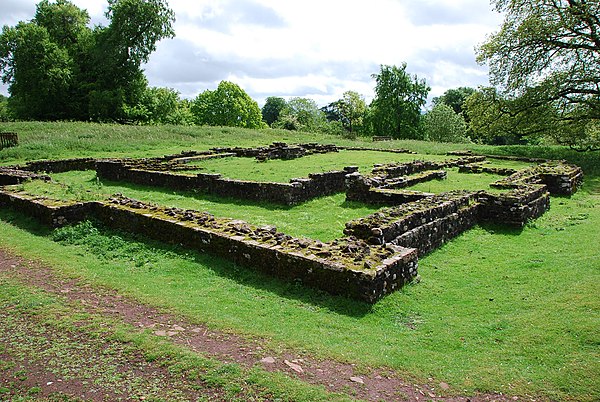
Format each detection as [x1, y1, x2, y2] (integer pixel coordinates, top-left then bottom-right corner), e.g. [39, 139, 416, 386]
[477, 186, 550, 227]
[458, 163, 517, 176]
[0, 191, 95, 227]
[491, 162, 583, 196]
[345, 172, 432, 205]
[97, 160, 358, 205]
[23, 158, 97, 173]
[0, 167, 50, 185]
[0, 190, 418, 303]
[344, 192, 477, 247]
[371, 156, 486, 179]
[211, 142, 339, 161]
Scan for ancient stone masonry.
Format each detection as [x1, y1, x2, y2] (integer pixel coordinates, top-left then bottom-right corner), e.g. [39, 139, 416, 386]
[491, 162, 583, 196]
[344, 158, 582, 258]
[0, 167, 50, 185]
[0, 191, 95, 227]
[22, 158, 97, 173]
[0, 147, 585, 303]
[344, 192, 479, 256]
[458, 163, 517, 176]
[0, 190, 418, 303]
[211, 142, 339, 161]
[96, 159, 359, 205]
[370, 156, 486, 179]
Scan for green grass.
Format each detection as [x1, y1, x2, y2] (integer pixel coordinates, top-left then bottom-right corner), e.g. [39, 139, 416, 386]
[181, 150, 448, 182]
[0, 278, 352, 401]
[16, 170, 379, 241]
[0, 121, 599, 400]
[405, 168, 506, 193]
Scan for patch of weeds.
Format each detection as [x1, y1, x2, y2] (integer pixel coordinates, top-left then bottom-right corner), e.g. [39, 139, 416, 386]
[51, 221, 185, 270]
[13, 369, 28, 381]
[393, 311, 425, 330]
[27, 386, 42, 395]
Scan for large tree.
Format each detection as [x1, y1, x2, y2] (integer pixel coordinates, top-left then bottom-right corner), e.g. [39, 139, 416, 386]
[323, 91, 367, 133]
[0, 0, 175, 121]
[369, 64, 429, 139]
[477, 0, 600, 150]
[422, 103, 469, 143]
[274, 97, 326, 132]
[261, 96, 286, 127]
[191, 81, 264, 129]
[432, 87, 475, 117]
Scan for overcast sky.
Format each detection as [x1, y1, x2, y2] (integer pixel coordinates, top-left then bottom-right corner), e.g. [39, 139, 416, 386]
[0, 0, 503, 107]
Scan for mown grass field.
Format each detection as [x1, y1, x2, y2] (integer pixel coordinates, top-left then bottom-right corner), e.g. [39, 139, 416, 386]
[1, 121, 599, 401]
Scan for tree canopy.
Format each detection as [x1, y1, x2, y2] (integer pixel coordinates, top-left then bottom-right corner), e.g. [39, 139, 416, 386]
[323, 91, 367, 133]
[369, 64, 429, 139]
[191, 81, 265, 129]
[273, 97, 327, 132]
[432, 87, 475, 116]
[261, 96, 287, 127]
[477, 0, 600, 150]
[0, 0, 175, 122]
[423, 103, 469, 143]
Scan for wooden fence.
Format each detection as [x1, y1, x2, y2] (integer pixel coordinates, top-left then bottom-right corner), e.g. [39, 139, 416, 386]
[0, 132, 18, 149]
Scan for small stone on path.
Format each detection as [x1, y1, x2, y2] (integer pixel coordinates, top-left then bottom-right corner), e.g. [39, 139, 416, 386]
[284, 359, 304, 374]
[439, 382, 450, 390]
[350, 376, 364, 384]
[260, 356, 276, 364]
[154, 330, 167, 336]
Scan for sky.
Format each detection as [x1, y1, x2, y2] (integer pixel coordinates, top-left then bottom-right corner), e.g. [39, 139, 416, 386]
[0, 0, 504, 107]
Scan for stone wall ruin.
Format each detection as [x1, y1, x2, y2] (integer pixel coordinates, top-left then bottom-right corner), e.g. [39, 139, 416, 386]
[0, 145, 584, 302]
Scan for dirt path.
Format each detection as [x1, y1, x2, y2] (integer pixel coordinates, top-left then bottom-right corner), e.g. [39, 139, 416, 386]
[0, 248, 521, 401]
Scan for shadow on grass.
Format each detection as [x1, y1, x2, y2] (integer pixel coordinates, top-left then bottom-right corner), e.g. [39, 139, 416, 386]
[478, 222, 524, 236]
[100, 178, 376, 212]
[0, 210, 373, 317]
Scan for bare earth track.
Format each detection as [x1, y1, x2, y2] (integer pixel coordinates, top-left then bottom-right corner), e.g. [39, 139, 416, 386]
[0, 248, 526, 401]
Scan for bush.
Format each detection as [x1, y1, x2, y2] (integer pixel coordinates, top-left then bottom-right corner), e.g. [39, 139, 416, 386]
[422, 104, 469, 143]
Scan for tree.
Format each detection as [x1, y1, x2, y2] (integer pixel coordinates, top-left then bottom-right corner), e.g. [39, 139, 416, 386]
[122, 86, 181, 124]
[369, 64, 430, 139]
[463, 87, 559, 145]
[0, 94, 10, 121]
[0, 22, 74, 120]
[477, 0, 600, 150]
[0, 0, 175, 122]
[432, 87, 475, 116]
[191, 81, 264, 129]
[422, 103, 469, 143]
[262, 96, 286, 126]
[274, 97, 327, 132]
[323, 91, 367, 133]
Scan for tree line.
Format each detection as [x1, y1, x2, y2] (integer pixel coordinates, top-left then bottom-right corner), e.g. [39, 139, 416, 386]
[1, 0, 598, 150]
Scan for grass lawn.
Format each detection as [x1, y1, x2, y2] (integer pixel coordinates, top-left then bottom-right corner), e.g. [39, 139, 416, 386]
[0, 121, 599, 401]
[180, 150, 448, 182]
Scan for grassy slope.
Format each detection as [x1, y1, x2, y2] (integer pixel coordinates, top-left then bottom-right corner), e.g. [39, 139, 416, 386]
[1, 122, 599, 400]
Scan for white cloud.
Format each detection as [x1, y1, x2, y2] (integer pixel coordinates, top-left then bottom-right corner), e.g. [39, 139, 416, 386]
[0, 0, 504, 105]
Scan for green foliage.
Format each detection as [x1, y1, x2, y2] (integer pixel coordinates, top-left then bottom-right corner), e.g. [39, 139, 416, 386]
[273, 97, 327, 132]
[422, 103, 469, 143]
[0, 124, 598, 400]
[477, 0, 600, 151]
[192, 81, 265, 129]
[464, 87, 567, 145]
[0, 94, 10, 121]
[122, 86, 181, 125]
[432, 87, 475, 117]
[323, 91, 367, 134]
[261, 96, 286, 126]
[369, 63, 430, 139]
[0, 0, 175, 122]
